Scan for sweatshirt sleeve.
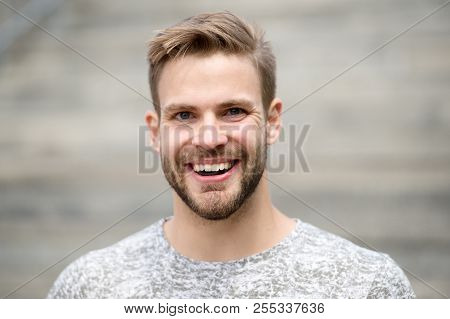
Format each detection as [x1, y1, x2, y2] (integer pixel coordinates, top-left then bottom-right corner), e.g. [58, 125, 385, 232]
[366, 254, 415, 299]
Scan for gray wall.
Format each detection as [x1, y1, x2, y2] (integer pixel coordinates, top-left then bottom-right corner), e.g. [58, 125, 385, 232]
[1, 0, 449, 298]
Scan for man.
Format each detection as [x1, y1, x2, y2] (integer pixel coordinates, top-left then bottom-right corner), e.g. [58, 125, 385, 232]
[48, 12, 415, 298]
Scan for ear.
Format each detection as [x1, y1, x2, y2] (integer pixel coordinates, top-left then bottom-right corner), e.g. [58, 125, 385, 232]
[266, 98, 283, 145]
[145, 110, 160, 153]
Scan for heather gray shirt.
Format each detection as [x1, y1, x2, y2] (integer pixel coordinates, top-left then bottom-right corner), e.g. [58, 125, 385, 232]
[47, 217, 415, 298]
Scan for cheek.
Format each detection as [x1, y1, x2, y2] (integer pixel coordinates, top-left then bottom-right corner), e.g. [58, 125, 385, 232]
[226, 123, 263, 152]
[160, 125, 193, 156]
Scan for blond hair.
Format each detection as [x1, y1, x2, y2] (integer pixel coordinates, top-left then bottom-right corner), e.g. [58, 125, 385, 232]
[147, 11, 276, 115]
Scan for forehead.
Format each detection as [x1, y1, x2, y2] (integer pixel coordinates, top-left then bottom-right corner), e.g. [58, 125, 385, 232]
[158, 53, 262, 111]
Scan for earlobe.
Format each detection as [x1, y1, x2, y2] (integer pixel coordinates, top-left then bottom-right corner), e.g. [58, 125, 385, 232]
[266, 98, 282, 145]
[145, 110, 160, 153]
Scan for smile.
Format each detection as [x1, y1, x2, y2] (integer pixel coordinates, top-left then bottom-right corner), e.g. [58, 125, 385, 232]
[192, 160, 237, 176]
[185, 159, 240, 183]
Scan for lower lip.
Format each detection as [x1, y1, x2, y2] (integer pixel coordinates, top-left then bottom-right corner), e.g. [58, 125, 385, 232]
[186, 161, 240, 183]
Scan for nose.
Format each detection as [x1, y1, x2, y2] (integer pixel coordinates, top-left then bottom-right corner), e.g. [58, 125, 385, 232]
[192, 112, 228, 150]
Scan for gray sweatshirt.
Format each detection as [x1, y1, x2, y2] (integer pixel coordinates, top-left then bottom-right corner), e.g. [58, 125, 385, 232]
[47, 217, 415, 298]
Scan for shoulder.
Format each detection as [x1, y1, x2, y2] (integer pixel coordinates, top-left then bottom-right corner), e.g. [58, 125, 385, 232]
[47, 219, 165, 298]
[366, 254, 416, 298]
[296, 221, 383, 265]
[46, 250, 104, 298]
[293, 220, 415, 298]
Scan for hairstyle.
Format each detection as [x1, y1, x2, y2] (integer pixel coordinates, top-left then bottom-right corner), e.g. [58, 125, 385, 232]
[147, 11, 276, 116]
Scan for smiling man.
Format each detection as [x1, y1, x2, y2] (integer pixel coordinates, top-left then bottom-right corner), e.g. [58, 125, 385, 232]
[48, 12, 415, 298]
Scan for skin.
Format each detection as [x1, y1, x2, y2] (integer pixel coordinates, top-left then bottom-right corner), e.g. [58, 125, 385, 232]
[146, 52, 295, 262]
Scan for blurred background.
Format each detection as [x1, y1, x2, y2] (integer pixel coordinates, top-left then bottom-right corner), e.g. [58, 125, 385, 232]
[0, 0, 449, 298]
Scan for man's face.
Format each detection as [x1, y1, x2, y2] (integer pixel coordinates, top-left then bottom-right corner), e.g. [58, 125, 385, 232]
[157, 53, 267, 220]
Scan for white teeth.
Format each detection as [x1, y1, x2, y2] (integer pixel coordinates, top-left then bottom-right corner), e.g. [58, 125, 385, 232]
[192, 161, 234, 172]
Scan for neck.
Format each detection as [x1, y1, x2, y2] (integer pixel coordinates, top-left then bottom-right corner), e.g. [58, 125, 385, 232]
[163, 172, 295, 261]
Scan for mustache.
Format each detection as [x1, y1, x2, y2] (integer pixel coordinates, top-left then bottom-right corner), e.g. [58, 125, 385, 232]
[177, 147, 247, 164]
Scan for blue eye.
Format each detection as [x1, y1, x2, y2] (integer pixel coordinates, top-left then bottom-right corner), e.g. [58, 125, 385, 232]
[176, 111, 192, 121]
[226, 108, 244, 116]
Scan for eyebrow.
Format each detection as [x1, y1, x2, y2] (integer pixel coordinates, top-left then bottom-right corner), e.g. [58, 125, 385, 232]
[163, 98, 255, 114]
[218, 98, 255, 109]
[163, 104, 197, 114]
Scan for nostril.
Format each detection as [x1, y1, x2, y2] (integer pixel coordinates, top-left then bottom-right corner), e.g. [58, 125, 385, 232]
[193, 131, 228, 148]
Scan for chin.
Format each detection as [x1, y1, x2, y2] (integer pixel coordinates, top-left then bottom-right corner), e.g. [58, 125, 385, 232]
[187, 189, 243, 220]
